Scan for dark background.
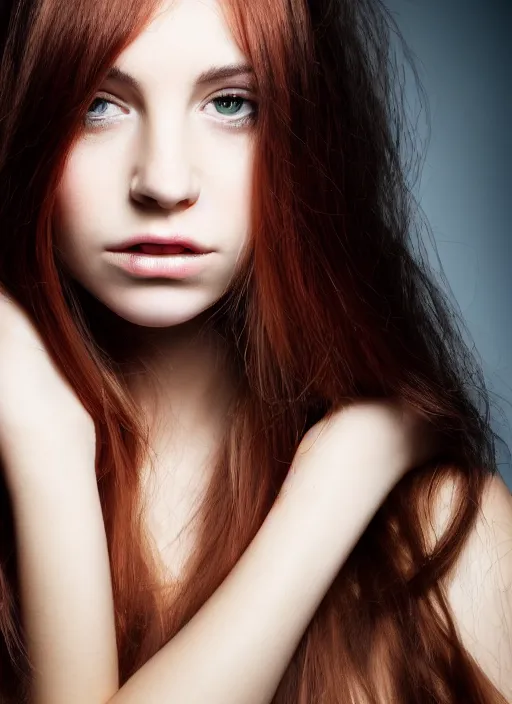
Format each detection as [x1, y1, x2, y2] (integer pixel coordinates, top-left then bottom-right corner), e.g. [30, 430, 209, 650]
[386, 0, 511, 487]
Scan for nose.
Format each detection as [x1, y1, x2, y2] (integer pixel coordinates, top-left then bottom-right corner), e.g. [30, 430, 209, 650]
[129, 119, 200, 210]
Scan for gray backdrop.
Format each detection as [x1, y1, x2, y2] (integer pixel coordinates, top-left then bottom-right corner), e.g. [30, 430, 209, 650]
[385, 0, 511, 488]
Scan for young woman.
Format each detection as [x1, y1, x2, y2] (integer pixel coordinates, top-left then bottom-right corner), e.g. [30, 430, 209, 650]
[0, 0, 510, 702]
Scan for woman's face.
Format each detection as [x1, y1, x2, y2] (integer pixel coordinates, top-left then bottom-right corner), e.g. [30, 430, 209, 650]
[54, 0, 255, 328]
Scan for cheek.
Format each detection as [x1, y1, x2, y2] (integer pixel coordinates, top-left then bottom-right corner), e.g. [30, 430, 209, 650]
[54, 161, 90, 235]
[204, 131, 253, 193]
[216, 145, 254, 227]
[54, 152, 111, 247]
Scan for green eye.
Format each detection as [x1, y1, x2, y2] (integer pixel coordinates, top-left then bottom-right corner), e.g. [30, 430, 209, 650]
[213, 96, 245, 115]
[206, 93, 257, 127]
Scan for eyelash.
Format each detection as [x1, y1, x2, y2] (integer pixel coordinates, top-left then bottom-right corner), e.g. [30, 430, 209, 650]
[83, 91, 257, 131]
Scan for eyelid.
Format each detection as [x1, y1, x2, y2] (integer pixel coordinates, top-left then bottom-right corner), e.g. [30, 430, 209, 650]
[205, 87, 256, 107]
[97, 83, 256, 104]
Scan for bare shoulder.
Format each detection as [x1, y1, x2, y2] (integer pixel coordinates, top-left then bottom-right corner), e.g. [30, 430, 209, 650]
[426, 471, 512, 700]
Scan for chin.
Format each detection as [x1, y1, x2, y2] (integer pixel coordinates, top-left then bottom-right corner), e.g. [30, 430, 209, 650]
[102, 298, 220, 330]
[70, 274, 225, 333]
[109, 309, 204, 329]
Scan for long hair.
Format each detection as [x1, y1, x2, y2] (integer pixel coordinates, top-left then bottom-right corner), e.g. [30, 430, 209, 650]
[0, 0, 509, 701]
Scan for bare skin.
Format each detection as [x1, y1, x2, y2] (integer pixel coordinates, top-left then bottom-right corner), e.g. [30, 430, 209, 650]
[122, 317, 237, 584]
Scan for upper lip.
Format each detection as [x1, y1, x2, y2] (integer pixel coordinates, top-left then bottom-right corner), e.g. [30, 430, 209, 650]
[108, 234, 212, 254]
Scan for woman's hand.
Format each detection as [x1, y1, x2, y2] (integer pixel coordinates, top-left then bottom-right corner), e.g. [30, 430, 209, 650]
[0, 288, 96, 482]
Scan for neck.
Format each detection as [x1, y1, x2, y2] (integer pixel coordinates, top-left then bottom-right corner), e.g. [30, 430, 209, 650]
[75, 282, 238, 447]
[121, 313, 238, 449]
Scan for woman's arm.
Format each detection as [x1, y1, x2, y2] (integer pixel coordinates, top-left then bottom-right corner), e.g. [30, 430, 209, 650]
[7, 397, 434, 704]
[6, 432, 119, 704]
[0, 290, 119, 703]
[109, 405, 422, 704]
[9, 413, 377, 704]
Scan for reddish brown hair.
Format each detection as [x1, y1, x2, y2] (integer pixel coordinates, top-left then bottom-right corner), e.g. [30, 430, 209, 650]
[0, 0, 509, 701]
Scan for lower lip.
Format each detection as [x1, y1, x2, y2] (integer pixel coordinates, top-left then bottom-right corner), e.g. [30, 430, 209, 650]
[105, 250, 214, 279]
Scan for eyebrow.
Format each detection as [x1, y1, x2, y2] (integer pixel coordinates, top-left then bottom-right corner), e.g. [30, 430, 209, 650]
[105, 62, 254, 92]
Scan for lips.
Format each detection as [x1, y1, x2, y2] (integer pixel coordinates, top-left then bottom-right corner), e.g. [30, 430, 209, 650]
[110, 234, 211, 254]
[126, 244, 195, 255]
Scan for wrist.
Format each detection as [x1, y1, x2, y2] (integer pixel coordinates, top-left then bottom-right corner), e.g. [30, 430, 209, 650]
[2, 430, 97, 499]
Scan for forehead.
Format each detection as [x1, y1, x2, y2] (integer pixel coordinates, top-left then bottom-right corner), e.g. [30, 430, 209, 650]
[116, 0, 246, 83]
